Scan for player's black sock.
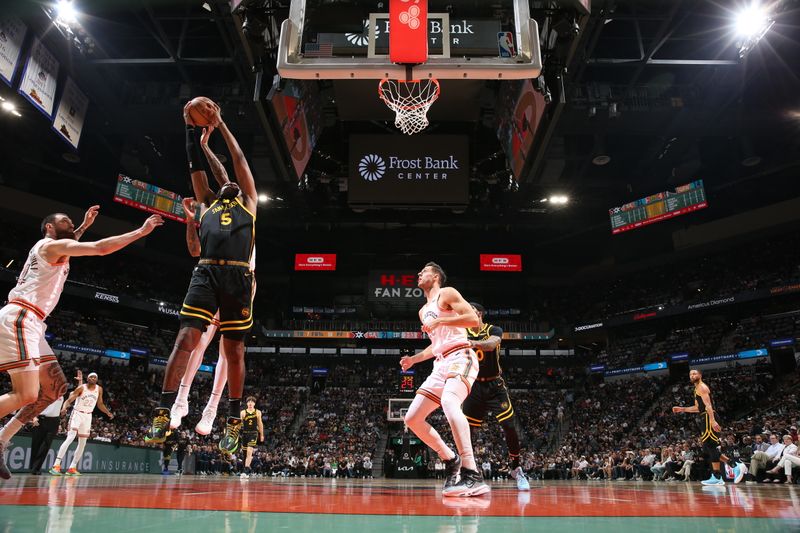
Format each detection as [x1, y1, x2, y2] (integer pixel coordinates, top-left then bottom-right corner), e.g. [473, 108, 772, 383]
[160, 391, 178, 409]
[245, 466, 251, 474]
[229, 398, 241, 417]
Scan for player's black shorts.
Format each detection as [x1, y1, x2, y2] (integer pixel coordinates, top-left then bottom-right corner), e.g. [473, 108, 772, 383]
[180, 264, 254, 339]
[242, 431, 259, 448]
[463, 377, 514, 425]
[698, 413, 721, 461]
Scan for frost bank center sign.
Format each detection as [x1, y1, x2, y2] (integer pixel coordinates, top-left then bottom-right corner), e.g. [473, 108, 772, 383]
[349, 134, 469, 206]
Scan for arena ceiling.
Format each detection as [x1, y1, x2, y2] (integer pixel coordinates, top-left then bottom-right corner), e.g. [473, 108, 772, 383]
[1, 0, 799, 266]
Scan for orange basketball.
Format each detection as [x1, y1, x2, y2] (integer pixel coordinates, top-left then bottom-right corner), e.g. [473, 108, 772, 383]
[186, 96, 218, 127]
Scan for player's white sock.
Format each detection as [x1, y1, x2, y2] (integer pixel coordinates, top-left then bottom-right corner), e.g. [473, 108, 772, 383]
[176, 383, 191, 404]
[69, 437, 87, 469]
[0, 418, 23, 444]
[206, 391, 222, 411]
[441, 382, 477, 471]
[55, 430, 78, 465]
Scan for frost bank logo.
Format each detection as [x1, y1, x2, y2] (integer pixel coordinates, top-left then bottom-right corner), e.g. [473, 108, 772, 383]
[359, 154, 386, 182]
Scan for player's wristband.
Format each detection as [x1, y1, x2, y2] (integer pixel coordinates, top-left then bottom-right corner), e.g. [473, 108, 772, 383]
[185, 126, 204, 171]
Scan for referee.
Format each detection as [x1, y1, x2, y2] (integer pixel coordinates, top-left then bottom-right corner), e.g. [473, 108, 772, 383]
[29, 397, 64, 475]
[463, 302, 530, 490]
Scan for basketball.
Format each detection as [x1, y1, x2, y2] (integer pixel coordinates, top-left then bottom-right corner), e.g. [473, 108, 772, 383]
[185, 96, 218, 127]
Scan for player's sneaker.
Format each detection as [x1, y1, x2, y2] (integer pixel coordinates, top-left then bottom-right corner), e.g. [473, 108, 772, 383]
[442, 468, 491, 497]
[65, 467, 81, 476]
[240, 472, 249, 479]
[49, 465, 63, 476]
[443, 453, 462, 491]
[218, 417, 242, 455]
[195, 406, 218, 436]
[511, 466, 530, 490]
[169, 399, 189, 429]
[734, 463, 747, 484]
[0, 440, 11, 480]
[145, 407, 171, 444]
[701, 474, 724, 486]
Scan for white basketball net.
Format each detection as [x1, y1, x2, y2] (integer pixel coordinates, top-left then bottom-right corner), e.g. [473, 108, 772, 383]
[378, 78, 440, 135]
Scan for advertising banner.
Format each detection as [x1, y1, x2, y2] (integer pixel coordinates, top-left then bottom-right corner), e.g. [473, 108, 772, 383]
[349, 135, 469, 206]
[3, 434, 162, 473]
[367, 271, 425, 302]
[295, 253, 337, 271]
[480, 254, 522, 272]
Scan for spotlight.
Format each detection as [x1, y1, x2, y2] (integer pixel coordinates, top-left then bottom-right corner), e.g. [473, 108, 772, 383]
[735, 2, 775, 58]
[201, 2, 212, 12]
[56, 0, 78, 25]
[258, 193, 269, 203]
[1, 102, 15, 112]
[549, 195, 569, 205]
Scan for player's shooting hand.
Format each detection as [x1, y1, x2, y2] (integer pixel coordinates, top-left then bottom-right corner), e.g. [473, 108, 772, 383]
[200, 125, 215, 146]
[182, 198, 197, 222]
[209, 103, 222, 127]
[421, 318, 441, 334]
[140, 215, 164, 235]
[81, 205, 100, 230]
[400, 355, 415, 371]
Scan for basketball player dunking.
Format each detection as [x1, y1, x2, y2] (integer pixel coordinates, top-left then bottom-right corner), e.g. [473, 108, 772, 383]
[400, 262, 490, 497]
[146, 102, 258, 455]
[239, 396, 264, 479]
[168, 127, 256, 437]
[672, 368, 724, 485]
[463, 302, 530, 490]
[50, 371, 113, 475]
[0, 208, 162, 479]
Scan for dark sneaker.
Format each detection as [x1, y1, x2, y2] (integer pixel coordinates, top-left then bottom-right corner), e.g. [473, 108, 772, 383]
[443, 453, 462, 491]
[442, 467, 491, 497]
[218, 417, 242, 455]
[0, 441, 10, 479]
[145, 407, 171, 444]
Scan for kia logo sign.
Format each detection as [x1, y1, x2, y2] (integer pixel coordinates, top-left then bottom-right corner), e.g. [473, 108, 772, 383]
[295, 254, 336, 271]
[480, 254, 522, 272]
[359, 154, 386, 182]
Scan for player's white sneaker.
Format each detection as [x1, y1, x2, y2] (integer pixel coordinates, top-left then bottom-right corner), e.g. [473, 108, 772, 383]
[170, 399, 189, 429]
[240, 472, 249, 479]
[195, 406, 218, 435]
[442, 468, 491, 497]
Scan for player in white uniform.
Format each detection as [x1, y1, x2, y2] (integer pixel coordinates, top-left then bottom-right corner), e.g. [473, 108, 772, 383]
[50, 372, 113, 475]
[400, 262, 490, 497]
[0, 207, 162, 479]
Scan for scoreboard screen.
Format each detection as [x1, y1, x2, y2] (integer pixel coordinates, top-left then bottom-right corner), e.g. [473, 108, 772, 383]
[398, 369, 416, 394]
[113, 174, 186, 222]
[609, 180, 707, 234]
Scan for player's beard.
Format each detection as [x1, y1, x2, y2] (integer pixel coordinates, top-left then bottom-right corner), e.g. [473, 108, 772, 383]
[55, 228, 76, 240]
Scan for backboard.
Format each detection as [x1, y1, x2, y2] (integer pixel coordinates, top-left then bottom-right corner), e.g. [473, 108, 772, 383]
[277, 0, 542, 80]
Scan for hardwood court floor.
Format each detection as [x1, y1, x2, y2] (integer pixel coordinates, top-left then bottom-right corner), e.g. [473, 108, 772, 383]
[1, 475, 798, 531]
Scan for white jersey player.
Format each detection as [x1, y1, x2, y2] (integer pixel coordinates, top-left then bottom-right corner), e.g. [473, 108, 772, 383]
[50, 372, 113, 475]
[400, 262, 490, 497]
[0, 207, 162, 480]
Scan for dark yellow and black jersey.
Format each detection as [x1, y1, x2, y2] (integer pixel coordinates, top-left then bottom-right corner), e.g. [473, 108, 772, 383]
[198, 197, 255, 263]
[694, 385, 720, 443]
[243, 409, 259, 431]
[467, 323, 504, 379]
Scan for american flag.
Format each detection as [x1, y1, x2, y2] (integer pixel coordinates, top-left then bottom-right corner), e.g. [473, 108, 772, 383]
[304, 35, 333, 57]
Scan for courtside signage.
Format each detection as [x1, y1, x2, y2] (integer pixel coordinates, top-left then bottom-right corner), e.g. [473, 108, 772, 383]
[480, 254, 522, 272]
[295, 253, 337, 271]
[349, 135, 469, 206]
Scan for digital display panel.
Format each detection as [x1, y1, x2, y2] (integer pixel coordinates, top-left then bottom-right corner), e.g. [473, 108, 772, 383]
[113, 174, 186, 222]
[609, 180, 707, 234]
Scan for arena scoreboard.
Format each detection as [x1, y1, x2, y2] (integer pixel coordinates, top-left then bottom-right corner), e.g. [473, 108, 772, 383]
[609, 180, 707, 234]
[113, 174, 186, 222]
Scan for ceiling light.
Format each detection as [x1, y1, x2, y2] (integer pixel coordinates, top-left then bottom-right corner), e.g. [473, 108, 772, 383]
[258, 194, 269, 203]
[1, 102, 15, 112]
[56, 0, 78, 25]
[201, 2, 212, 12]
[735, 3, 771, 37]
